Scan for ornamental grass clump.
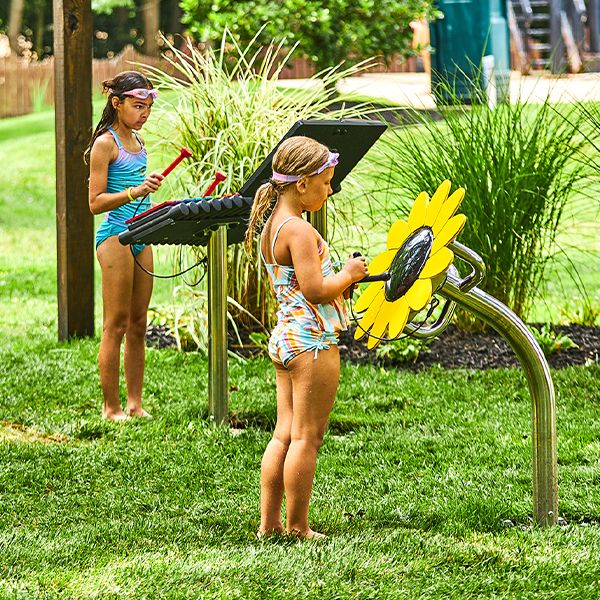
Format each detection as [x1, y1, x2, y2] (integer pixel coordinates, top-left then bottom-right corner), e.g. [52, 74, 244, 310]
[145, 31, 377, 328]
[377, 87, 588, 327]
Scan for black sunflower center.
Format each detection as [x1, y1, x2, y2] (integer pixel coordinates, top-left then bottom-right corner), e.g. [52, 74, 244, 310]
[384, 227, 434, 302]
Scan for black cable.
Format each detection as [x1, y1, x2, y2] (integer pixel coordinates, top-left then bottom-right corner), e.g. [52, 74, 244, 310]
[127, 192, 207, 280]
[180, 246, 208, 287]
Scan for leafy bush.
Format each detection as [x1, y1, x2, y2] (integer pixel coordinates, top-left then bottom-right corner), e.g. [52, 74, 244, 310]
[377, 87, 588, 327]
[374, 336, 429, 364]
[531, 324, 577, 357]
[180, 0, 439, 70]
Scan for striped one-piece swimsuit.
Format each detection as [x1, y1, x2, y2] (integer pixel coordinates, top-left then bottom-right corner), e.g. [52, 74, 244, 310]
[261, 216, 349, 367]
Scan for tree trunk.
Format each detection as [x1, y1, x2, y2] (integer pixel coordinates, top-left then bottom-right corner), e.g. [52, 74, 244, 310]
[35, 0, 46, 58]
[8, 0, 25, 56]
[143, 0, 160, 55]
[169, 0, 183, 36]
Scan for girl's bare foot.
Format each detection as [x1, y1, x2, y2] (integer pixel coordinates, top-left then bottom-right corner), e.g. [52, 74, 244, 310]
[102, 409, 130, 422]
[257, 525, 285, 539]
[126, 407, 152, 418]
[288, 528, 327, 541]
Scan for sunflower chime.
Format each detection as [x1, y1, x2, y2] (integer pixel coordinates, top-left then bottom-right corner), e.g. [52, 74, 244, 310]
[354, 179, 466, 349]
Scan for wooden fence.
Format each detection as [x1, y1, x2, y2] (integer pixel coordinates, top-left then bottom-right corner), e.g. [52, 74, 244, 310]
[0, 45, 420, 119]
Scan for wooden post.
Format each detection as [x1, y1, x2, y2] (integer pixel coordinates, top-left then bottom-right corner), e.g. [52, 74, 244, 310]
[54, 0, 94, 339]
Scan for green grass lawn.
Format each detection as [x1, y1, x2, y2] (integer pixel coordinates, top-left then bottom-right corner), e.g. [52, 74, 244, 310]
[1, 107, 599, 597]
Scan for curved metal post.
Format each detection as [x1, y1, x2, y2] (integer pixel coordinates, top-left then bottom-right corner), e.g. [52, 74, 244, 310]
[440, 272, 558, 527]
[208, 225, 228, 423]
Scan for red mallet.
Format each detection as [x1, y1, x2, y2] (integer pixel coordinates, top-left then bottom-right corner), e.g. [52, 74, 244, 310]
[161, 147, 193, 178]
[202, 171, 227, 197]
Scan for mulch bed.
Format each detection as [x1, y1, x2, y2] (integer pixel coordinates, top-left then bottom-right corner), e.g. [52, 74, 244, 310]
[147, 323, 599, 370]
[338, 324, 599, 370]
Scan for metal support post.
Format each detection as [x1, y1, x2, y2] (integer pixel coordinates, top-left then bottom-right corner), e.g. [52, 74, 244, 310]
[440, 272, 558, 527]
[208, 225, 228, 423]
[307, 204, 328, 241]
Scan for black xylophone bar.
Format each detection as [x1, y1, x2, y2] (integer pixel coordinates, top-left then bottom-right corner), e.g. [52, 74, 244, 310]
[118, 195, 254, 248]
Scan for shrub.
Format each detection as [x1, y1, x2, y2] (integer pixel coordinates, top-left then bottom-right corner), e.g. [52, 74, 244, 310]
[374, 336, 428, 364]
[531, 324, 577, 357]
[180, 0, 439, 70]
[377, 88, 588, 327]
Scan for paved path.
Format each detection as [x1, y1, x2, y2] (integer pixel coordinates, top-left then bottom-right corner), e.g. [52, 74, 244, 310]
[280, 71, 600, 109]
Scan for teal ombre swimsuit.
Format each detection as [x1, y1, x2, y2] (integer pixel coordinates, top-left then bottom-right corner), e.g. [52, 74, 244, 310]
[95, 128, 151, 255]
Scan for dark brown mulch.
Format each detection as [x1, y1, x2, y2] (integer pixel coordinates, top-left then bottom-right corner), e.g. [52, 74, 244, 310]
[338, 324, 600, 370]
[147, 323, 600, 370]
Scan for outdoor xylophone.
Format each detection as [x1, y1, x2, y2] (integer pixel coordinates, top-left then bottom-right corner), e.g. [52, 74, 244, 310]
[119, 194, 254, 247]
[119, 119, 387, 249]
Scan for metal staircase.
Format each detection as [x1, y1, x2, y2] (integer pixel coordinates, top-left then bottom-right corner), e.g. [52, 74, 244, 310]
[508, 0, 600, 73]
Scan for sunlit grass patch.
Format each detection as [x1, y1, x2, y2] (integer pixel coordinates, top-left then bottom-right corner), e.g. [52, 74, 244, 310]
[0, 421, 68, 444]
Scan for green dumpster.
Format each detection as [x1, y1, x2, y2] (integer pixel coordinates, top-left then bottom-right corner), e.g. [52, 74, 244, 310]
[430, 0, 511, 104]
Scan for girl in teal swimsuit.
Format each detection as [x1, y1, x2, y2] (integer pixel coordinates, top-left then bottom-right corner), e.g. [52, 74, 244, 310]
[86, 71, 164, 421]
[245, 136, 369, 539]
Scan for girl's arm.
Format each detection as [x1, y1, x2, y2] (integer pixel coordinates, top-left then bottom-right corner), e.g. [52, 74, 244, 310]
[88, 136, 163, 215]
[286, 219, 368, 305]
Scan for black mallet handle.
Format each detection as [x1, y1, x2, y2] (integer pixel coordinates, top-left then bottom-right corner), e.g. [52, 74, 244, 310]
[352, 251, 390, 283]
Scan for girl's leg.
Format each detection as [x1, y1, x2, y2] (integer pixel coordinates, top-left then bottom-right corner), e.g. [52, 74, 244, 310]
[259, 361, 293, 535]
[284, 346, 340, 538]
[96, 238, 135, 421]
[124, 246, 153, 417]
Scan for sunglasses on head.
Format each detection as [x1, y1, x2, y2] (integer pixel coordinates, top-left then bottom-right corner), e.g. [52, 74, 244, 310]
[123, 88, 158, 100]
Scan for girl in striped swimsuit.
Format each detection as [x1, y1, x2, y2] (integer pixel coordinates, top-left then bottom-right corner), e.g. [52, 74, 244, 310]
[86, 71, 164, 421]
[245, 136, 369, 539]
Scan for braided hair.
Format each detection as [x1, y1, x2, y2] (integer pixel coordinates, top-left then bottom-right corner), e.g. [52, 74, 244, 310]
[84, 70, 153, 164]
[244, 136, 330, 254]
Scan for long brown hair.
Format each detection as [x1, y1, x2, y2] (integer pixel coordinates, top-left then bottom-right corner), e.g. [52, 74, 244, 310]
[244, 136, 330, 253]
[84, 70, 153, 163]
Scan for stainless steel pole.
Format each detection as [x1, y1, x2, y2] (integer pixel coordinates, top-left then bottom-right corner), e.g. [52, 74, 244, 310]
[208, 225, 228, 423]
[307, 204, 327, 240]
[440, 272, 558, 527]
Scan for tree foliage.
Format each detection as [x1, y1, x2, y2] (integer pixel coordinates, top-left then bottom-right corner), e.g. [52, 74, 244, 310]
[180, 0, 439, 69]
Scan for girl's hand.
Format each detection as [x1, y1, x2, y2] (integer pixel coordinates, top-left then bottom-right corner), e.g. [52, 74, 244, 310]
[133, 172, 164, 198]
[342, 254, 369, 283]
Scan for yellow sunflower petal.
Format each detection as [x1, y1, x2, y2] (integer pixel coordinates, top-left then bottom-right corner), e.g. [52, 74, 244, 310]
[367, 308, 390, 349]
[432, 188, 465, 235]
[419, 247, 454, 279]
[388, 297, 410, 338]
[408, 191, 429, 231]
[367, 249, 396, 275]
[424, 180, 452, 226]
[354, 281, 384, 313]
[367, 333, 382, 350]
[404, 278, 432, 311]
[374, 298, 396, 328]
[387, 219, 411, 250]
[431, 214, 467, 254]
[354, 294, 384, 340]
